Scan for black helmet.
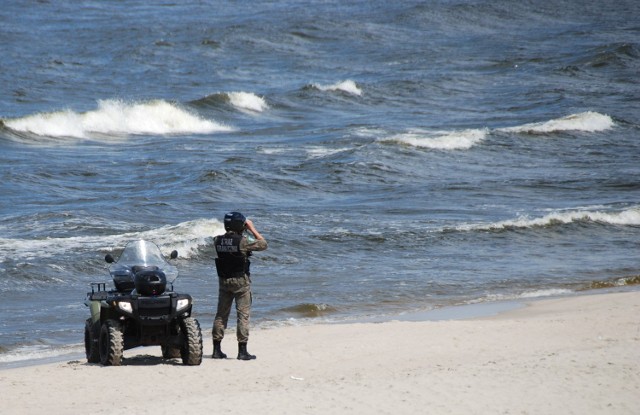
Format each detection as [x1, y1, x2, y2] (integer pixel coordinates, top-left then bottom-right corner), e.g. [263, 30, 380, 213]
[224, 211, 246, 232]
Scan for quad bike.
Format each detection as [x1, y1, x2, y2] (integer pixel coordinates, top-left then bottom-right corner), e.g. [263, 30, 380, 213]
[84, 240, 203, 366]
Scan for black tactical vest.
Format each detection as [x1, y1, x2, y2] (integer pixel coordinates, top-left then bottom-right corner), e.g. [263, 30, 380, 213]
[214, 233, 250, 278]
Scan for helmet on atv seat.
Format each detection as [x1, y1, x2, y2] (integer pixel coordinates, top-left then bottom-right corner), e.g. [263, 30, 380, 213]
[224, 211, 246, 233]
[112, 269, 135, 292]
[133, 266, 167, 296]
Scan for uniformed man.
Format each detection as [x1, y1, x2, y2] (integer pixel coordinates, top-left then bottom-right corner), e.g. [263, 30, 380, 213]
[212, 211, 267, 360]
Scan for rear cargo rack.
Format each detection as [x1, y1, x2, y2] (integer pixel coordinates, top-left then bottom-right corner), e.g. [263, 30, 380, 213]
[86, 282, 110, 301]
[90, 282, 107, 293]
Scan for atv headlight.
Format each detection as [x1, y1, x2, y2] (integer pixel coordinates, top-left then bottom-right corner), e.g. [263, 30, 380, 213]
[177, 298, 190, 312]
[118, 301, 133, 313]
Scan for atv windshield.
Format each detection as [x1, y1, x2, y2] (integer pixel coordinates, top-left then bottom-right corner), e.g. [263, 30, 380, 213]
[109, 240, 178, 283]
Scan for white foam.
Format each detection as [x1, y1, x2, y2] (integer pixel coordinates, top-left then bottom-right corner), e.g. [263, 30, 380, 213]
[306, 146, 351, 158]
[351, 127, 387, 138]
[258, 147, 289, 155]
[314, 80, 362, 96]
[377, 112, 613, 152]
[458, 206, 640, 231]
[139, 218, 226, 258]
[4, 99, 232, 140]
[382, 128, 488, 150]
[227, 91, 269, 112]
[480, 288, 573, 302]
[0, 218, 225, 261]
[498, 111, 614, 134]
[0, 343, 84, 365]
[518, 288, 573, 298]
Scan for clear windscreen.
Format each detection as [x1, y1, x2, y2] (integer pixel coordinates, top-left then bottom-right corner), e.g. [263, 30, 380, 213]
[109, 240, 178, 282]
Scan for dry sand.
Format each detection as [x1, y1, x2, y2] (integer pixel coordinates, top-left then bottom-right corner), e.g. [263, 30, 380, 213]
[2, 290, 638, 414]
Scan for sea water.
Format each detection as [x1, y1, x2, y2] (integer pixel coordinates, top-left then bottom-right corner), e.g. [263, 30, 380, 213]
[1, 0, 639, 366]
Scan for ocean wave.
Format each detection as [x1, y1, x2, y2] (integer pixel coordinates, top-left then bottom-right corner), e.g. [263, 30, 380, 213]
[278, 303, 339, 317]
[377, 112, 614, 151]
[575, 43, 640, 70]
[311, 80, 362, 96]
[498, 111, 614, 134]
[227, 92, 269, 112]
[381, 128, 489, 150]
[479, 288, 574, 303]
[0, 343, 84, 366]
[3, 99, 232, 140]
[190, 91, 269, 113]
[305, 146, 352, 158]
[456, 206, 640, 232]
[517, 288, 574, 298]
[0, 218, 225, 261]
[588, 275, 640, 289]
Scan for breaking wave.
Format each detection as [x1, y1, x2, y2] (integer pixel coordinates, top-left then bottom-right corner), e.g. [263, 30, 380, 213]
[3, 99, 232, 140]
[227, 91, 269, 112]
[378, 112, 614, 151]
[190, 91, 269, 113]
[498, 111, 614, 134]
[456, 206, 640, 232]
[311, 79, 362, 96]
[382, 128, 489, 150]
[588, 275, 640, 289]
[0, 343, 84, 366]
[0, 218, 225, 261]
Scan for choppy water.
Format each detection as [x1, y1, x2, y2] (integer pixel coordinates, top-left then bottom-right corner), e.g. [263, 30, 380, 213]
[1, 0, 639, 366]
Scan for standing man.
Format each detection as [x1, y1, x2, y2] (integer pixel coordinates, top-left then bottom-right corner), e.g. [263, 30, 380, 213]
[212, 211, 267, 360]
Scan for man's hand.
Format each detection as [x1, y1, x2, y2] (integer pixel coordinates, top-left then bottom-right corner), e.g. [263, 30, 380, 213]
[245, 219, 265, 240]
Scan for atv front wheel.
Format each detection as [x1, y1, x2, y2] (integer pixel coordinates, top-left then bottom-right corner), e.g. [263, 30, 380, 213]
[84, 318, 100, 363]
[99, 319, 124, 366]
[180, 317, 203, 365]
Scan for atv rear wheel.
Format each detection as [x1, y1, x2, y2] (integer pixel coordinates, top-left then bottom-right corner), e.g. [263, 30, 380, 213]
[180, 317, 203, 366]
[99, 319, 124, 366]
[84, 318, 100, 363]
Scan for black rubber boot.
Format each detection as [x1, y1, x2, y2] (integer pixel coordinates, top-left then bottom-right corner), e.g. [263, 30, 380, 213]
[212, 340, 227, 359]
[237, 342, 256, 360]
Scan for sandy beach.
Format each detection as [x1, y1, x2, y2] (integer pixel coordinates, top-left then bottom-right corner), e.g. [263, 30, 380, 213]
[2, 290, 638, 415]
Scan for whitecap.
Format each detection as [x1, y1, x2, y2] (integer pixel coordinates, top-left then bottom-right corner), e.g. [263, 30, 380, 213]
[4, 99, 232, 140]
[458, 206, 640, 231]
[382, 128, 489, 150]
[498, 111, 614, 134]
[0, 218, 226, 261]
[227, 91, 269, 112]
[313, 80, 362, 96]
[305, 146, 351, 158]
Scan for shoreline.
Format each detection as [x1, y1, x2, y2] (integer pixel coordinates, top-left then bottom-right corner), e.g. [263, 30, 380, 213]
[0, 286, 635, 371]
[1, 289, 638, 414]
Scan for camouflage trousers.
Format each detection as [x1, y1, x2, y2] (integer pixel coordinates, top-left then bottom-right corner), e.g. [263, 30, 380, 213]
[212, 276, 252, 343]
